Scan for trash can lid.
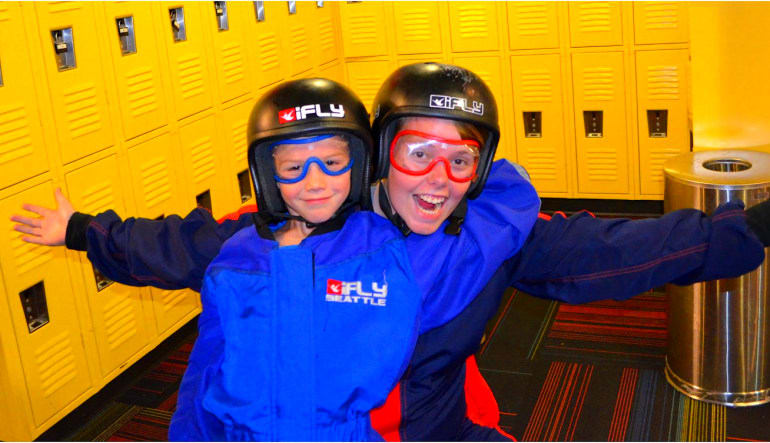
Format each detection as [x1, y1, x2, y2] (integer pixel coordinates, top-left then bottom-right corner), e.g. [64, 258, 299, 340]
[664, 149, 770, 187]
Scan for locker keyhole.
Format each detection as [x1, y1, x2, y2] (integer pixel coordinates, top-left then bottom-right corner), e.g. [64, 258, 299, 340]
[19, 281, 50, 333]
[583, 110, 603, 138]
[287, 1, 297, 14]
[214, 2, 229, 31]
[197, 190, 213, 212]
[93, 264, 115, 292]
[170, 8, 187, 42]
[523, 111, 542, 138]
[51, 28, 76, 71]
[254, 1, 265, 22]
[116, 16, 137, 55]
[647, 109, 668, 138]
[238, 169, 253, 203]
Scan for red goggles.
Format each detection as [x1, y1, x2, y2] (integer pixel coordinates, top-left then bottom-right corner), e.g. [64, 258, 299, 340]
[389, 130, 480, 183]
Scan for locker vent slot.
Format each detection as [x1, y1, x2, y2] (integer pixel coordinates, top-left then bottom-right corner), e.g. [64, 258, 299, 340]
[215, 2, 229, 31]
[51, 28, 76, 71]
[196, 190, 213, 212]
[238, 169, 252, 203]
[170, 7, 187, 42]
[19, 281, 50, 333]
[93, 264, 115, 292]
[116, 16, 137, 55]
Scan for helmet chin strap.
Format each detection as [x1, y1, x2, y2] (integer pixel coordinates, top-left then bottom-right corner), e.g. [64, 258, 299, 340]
[252, 201, 356, 240]
[377, 183, 467, 237]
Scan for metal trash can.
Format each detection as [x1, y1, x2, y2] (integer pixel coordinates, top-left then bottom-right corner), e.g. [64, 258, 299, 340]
[663, 149, 770, 406]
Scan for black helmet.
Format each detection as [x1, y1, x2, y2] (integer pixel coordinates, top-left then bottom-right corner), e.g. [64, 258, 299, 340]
[371, 62, 499, 199]
[247, 78, 372, 219]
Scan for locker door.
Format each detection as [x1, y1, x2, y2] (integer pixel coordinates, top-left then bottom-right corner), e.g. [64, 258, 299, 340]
[636, 49, 689, 196]
[220, 99, 254, 207]
[572, 52, 629, 195]
[393, 2, 442, 55]
[569, 2, 623, 47]
[179, 114, 231, 218]
[451, 55, 510, 160]
[65, 155, 151, 379]
[507, 2, 560, 50]
[511, 54, 569, 195]
[208, 1, 251, 103]
[35, 2, 115, 164]
[339, 2, 388, 58]
[103, 2, 168, 140]
[448, 2, 500, 53]
[0, 183, 91, 428]
[346, 60, 393, 112]
[284, 1, 314, 77]
[319, 61, 346, 85]
[161, 2, 214, 119]
[0, 3, 49, 190]
[316, 2, 339, 66]
[244, 1, 285, 89]
[633, 2, 688, 45]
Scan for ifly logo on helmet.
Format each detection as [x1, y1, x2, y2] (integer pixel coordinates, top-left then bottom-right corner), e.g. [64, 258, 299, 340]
[326, 278, 387, 307]
[429, 94, 484, 116]
[278, 104, 345, 124]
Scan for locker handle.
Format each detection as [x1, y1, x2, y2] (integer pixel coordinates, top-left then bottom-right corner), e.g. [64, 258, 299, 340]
[254, 1, 265, 22]
[116, 16, 137, 55]
[51, 28, 76, 71]
[288, 1, 296, 14]
[19, 282, 50, 333]
[523, 112, 542, 138]
[317, 1, 324, 7]
[583, 110, 603, 138]
[238, 169, 253, 203]
[170, 8, 187, 42]
[214, 1, 229, 31]
[93, 264, 115, 292]
[647, 109, 668, 138]
[196, 190, 213, 212]
[0, 58, 4, 87]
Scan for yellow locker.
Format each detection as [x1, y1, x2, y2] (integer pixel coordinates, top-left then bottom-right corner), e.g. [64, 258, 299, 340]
[160, 2, 214, 119]
[244, 1, 285, 90]
[0, 3, 49, 190]
[507, 2, 560, 50]
[178, 113, 231, 218]
[0, 183, 91, 432]
[316, 2, 339, 66]
[319, 61, 346, 86]
[633, 2, 688, 45]
[208, 1, 251, 104]
[103, 2, 169, 140]
[448, 2, 500, 53]
[35, 2, 115, 164]
[346, 60, 393, 111]
[220, 98, 255, 207]
[510, 54, 569, 195]
[451, 55, 511, 161]
[636, 49, 689, 196]
[284, 1, 315, 77]
[572, 52, 629, 195]
[569, 2, 623, 47]
[65, 155, 151, 379]
[339, 2, 388, 58]
[393, 2, 442, 55]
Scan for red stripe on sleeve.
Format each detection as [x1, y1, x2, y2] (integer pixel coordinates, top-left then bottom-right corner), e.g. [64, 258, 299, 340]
[371, 382, 402, 442]
[216, 204, 259, 224]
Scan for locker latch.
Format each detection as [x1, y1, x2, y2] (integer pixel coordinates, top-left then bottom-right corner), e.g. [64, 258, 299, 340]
[238, 169, 253, 203]
[116, 16, 137, 55]
[170, 7, 187, 42]
[0, 58, 4, 87]
[288, 1, 296, 14]
[583, 110, 603, 138]
[51, 28, 76, 71]
[214, 2, 229, 31]
[254, 1, 265, 22]
[93, 264, 115, 292]
[647, 109, 668, 138]
[19, 282, 50, 333]
[196, 190, 213, 212]
[523, 112, 542, 138]
[317, 1, 324, 7]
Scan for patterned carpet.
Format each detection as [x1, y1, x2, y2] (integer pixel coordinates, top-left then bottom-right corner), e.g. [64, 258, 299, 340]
[39, 290, 770, 441]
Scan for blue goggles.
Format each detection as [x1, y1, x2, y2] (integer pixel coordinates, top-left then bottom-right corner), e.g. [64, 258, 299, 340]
[271, 134, 353, 184]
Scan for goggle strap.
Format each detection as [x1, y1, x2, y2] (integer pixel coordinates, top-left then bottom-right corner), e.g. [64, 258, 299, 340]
[378, 184, 412, 236]
[268, 134, 335, 149]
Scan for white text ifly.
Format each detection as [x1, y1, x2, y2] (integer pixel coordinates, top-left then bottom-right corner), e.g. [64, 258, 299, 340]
[278, 104, 345, 124]
[326, 279, 388, 307]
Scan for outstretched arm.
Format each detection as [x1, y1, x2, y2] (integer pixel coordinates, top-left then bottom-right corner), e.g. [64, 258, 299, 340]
[509, 201, 766, 303]
[11, 188, 73, 246]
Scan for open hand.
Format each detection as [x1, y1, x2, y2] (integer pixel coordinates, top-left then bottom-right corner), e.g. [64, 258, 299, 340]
[10, 188, 75, 246]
